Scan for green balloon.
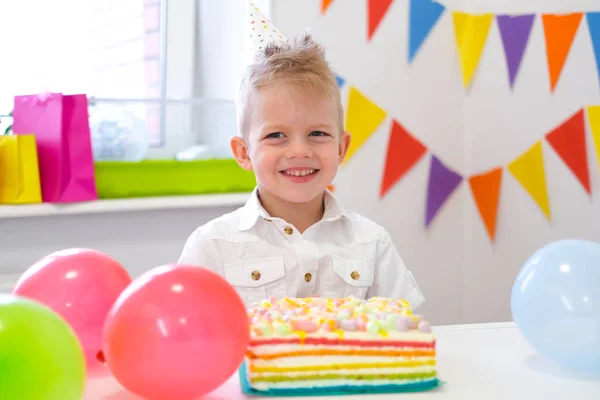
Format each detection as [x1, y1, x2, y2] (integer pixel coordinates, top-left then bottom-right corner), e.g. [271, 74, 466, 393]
[0, 294, 86, 400]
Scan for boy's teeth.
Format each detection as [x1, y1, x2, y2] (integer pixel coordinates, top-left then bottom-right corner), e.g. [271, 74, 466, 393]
[284, 169, 315, 176]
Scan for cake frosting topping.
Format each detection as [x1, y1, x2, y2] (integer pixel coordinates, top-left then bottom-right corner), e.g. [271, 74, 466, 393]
[247, 296, 432, 337]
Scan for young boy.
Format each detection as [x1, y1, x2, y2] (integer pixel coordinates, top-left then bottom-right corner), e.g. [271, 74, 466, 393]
[178, 32, 424, 310]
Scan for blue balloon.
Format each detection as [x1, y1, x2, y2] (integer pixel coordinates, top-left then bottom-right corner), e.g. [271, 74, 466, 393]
[511, 239, 600, 373]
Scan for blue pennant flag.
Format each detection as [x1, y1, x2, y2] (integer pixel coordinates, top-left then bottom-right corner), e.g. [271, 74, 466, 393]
[587, 13, 600, 85]
[408, 0, 446, 63]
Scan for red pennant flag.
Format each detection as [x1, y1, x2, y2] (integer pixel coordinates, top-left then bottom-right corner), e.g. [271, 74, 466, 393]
[546, 109, 590, 194]
[321, 0, 334, 15]
[380, 120, 427, 198]
[368, 0, 394, 40]
[469, 168, 502, 242]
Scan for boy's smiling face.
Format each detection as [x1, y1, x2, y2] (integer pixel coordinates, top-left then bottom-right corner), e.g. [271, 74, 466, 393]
[231, 83, 350, 204]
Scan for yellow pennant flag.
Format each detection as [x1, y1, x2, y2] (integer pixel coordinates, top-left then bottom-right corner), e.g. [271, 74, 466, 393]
[453, 12, 493, 88]
[343, 86, 387, 164]
[588, 105, 600, 171]
[508, 141, 550, 220]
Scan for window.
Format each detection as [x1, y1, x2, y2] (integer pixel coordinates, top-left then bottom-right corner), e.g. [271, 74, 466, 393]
[0, 0, 196, 153]
[0, 0, 242, 159]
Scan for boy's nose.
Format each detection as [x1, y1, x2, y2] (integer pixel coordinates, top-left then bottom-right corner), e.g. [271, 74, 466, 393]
[286, 139, 313, 158]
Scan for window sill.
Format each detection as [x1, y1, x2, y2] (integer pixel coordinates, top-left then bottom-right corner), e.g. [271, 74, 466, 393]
[0, 193, 251, 219]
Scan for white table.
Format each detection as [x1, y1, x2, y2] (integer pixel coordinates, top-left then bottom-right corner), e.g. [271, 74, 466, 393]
[84, 322, 600, 399]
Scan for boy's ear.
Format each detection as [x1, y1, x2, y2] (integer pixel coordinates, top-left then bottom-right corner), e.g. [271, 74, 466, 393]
[338, 131, 351, 164]
[230, 136, 253, 171]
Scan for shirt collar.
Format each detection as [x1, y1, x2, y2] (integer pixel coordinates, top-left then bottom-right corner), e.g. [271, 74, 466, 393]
[238, 187, 348, 231]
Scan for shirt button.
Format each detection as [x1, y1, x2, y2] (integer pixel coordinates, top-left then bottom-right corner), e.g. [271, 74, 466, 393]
[284, 226, 294, 235]
[350, 271, 360, 280]
[251, 270, 261, 281]
[304, 273, 312, 282]
[263, 217, 272, 222]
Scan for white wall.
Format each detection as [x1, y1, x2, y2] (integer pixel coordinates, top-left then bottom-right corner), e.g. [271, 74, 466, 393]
[271, 0, 600, 324]
[0, 206, 238, 290]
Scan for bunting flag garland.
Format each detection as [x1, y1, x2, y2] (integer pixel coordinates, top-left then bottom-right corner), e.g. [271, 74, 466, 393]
[453, 12, 494, 88]
[321, 0, 335, 15]
[542, 13, 584, 92]
[321, 2, 600, 92]
[508, 141, 550, 220]
[338, 73, 600, 236]
[336, 75, 345, 87]
[343, 86, 387, 164]
[425, 155, 463, 227]
[469, 168, 502, 241]
[368, 0, 395, 40]
[586, 106, 600, 172]
[380, 120, 427, 198]
[588, 12, 600, 84]
[545, 109, 590, 194]
[496, 14, 536, 88]
[408, 0, 446, 63]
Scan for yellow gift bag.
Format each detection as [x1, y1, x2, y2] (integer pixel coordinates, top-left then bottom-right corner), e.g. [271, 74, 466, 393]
[0, 134, 42, 204]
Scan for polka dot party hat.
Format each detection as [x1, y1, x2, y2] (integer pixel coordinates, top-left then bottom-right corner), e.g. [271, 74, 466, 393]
[247, 2, 285, 52]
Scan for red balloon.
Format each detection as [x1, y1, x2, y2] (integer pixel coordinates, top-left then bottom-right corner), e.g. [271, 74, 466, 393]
[12, 248, 132, 377]
[103, 264, 249, 399]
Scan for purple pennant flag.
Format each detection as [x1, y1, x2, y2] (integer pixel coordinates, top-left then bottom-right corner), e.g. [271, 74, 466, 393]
[497, 14, 535, 88]
[425, 155, 463, 227]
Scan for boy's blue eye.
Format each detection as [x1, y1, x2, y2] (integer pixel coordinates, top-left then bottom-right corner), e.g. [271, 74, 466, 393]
[266, 132, 283, 139]
[310, 131, 329, 137]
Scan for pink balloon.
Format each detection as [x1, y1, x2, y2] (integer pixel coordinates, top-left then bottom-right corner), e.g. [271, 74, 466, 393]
[103, 264, 249, 399]
[12, 248, 132, 377]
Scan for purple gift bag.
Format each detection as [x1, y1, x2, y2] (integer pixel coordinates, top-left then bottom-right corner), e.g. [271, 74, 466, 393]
[12, 93, 98, 203]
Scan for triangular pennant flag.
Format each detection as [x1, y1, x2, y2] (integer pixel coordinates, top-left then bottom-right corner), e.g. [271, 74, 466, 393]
[425, 155, 463, 227]
[380, 119, 427, 198]
[587, 13, 600, 85]
[508, 141, 550, 220]
[336, 75, 345, 87]
[469, 168, 502, 242]
[321, 0, 334, 15]
[343, 86, 387, 164]
[545, 109, 590, 194]
[368, 0, 394, 40]
[542, 13, 583, 92]
[408, 0, 446, 63]
[588, 105, 600, 171]
[496, 14, 535, 88]
[453, 12, 494, 88]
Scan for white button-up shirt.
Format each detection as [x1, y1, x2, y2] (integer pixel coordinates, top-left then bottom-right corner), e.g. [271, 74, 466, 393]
[178, 188, 425, 309]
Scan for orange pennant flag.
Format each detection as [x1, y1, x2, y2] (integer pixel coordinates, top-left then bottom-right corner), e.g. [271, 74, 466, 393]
[542, 13, 583, 92]
[380, 120, 427, 198]
[469, 168, 502, 241]
[321, 0, 334, 15]
[545, 109, 590, 194]
[368, 0, 394, 40]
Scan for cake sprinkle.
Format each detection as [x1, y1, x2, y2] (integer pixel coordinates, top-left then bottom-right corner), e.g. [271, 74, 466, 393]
[248, 296, 430, 337]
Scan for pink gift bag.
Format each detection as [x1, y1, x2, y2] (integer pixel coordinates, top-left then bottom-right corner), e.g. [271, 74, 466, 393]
[12, 93, 98, 203]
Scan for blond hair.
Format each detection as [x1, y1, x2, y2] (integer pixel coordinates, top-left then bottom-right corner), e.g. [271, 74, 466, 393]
[236, 32, 344, 138]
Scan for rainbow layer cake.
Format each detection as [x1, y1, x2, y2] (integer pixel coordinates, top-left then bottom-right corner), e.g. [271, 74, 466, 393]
[240, 296, 439, 396]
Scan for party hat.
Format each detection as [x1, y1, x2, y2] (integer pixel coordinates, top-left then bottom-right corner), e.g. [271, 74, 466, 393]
[246, 2, 286, 53]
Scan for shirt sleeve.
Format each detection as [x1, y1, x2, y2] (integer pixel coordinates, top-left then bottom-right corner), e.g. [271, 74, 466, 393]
[177, 229, 222, 274]
[367, 228, 425, 310]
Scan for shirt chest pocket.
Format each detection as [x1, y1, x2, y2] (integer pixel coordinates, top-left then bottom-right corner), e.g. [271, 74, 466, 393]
[224, 256, 288, 307]
[321, 256, 375, 299]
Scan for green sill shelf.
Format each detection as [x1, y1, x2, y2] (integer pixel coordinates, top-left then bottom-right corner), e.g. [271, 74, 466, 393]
[94, 159, 256, 199]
